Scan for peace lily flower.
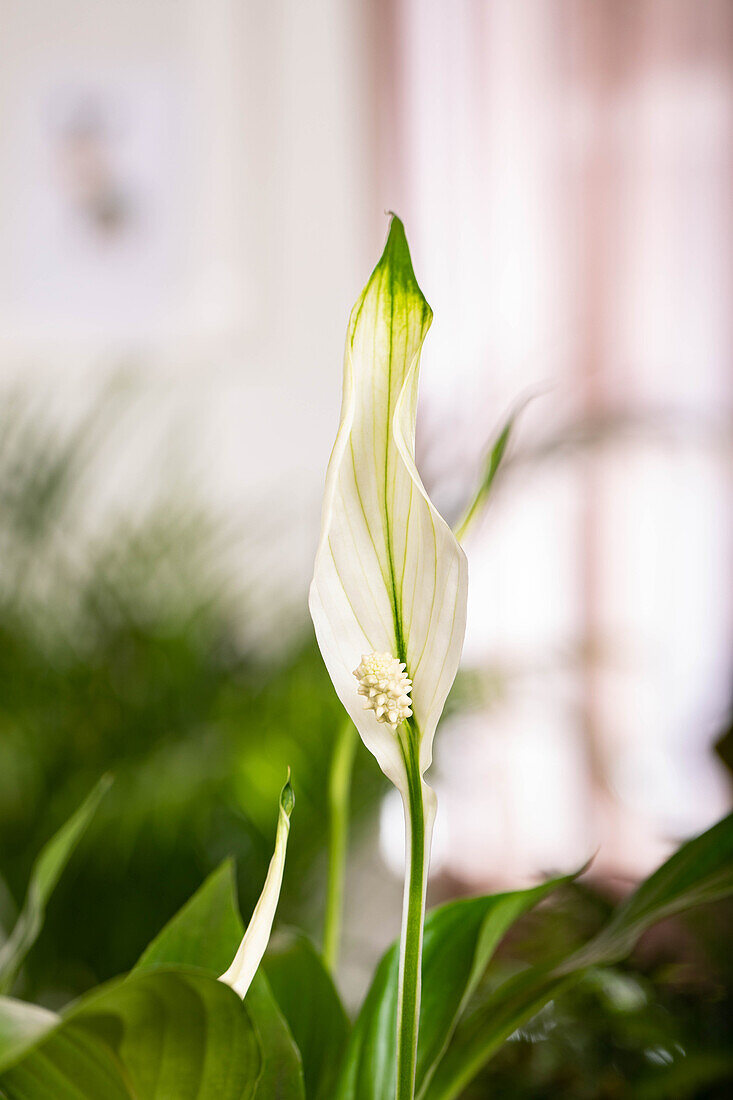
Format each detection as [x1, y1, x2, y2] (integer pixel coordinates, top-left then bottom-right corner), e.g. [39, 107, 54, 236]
[220, 774, 294, 999]
[309, 215, 467, 791]
[309, 216, 468, 1099]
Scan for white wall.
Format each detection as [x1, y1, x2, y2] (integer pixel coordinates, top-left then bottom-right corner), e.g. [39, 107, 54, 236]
[0, 0, 379, 611]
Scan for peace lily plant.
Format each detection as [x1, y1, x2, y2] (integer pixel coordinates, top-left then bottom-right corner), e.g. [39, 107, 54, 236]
[309, 215, 467, 1099]
[0, 217, 731, 1100]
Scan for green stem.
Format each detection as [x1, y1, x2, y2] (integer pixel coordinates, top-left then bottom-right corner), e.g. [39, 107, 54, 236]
[323, 717, 358, 975]
[396, 724, 429, 1100]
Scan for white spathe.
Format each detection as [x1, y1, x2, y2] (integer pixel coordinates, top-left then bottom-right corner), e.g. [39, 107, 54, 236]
[309, 216, 468, 791]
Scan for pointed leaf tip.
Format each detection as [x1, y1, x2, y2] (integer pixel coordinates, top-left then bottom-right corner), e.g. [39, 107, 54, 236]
[384, 212, 408, 254]
[358, 214, 431, 318]
[280, 774, 295, 818]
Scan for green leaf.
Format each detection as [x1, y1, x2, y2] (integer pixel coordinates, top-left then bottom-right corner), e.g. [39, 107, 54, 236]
[572, 810, 733, 964]
[425, 812, 733, 1100]
[454, 398, 532, 542]
[0, 1022, 133, 1099]
[335, 873, 574, 1100]
[246, 971, 305, 1100]
[133, 848, 305, 1100]
[134, 859, 243, 976]
[0, 776, 111, 995]
[0, 968, 261, 1099]
[0, 998, 59, 1076]
[263, 930, 349, 1100]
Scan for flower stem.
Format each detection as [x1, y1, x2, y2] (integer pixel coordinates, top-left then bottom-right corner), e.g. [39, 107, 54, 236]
[396, 724, 431, 1100]
[323, 717, 358, 975]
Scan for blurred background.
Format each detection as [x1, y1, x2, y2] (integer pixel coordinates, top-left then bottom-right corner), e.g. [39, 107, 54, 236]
[1, 1, 732, 1095]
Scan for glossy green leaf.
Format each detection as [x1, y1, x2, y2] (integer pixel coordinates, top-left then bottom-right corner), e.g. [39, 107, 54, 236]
[134, 859, 243, 976]
[132, 853, 305, 1098]
[335, 873, 574, 1100]
[246, 971, 305, 1100]
[0, 776, 111, 995]
[425, 812, 733, 1100]
[0, 968, 261, 1100]
[0, 1022, 133, 1099]
[263, 930, 349, 1100]
[0, 998, 59, 1076]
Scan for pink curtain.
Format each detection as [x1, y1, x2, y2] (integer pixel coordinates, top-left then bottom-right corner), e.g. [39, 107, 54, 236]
[368, 0, 733, 885]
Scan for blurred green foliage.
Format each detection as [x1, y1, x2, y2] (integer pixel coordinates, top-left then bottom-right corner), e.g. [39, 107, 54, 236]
[462, 886, 733, 1098]
[0, 390, 383, 1004]
[0, 390, 731, 1099]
